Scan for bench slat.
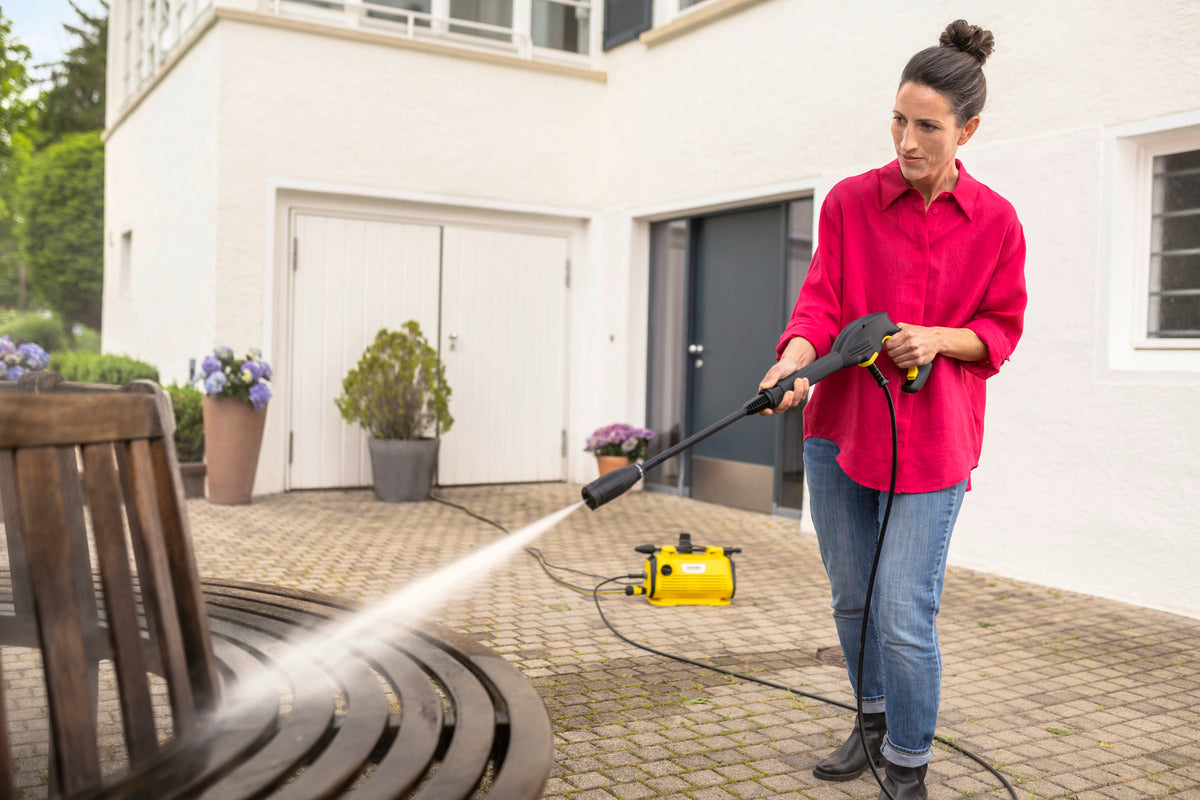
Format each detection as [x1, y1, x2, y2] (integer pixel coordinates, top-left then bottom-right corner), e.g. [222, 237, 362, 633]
[198, 614, 341, 797]
[83, 441, 160, 764]
[0, 393, 163, 447]
[122, 438, 200, 730]
[16, 445, 102, 794]
[401, 634, 496, 800]
[425, 627, 554, 800]
[149, 437, 220, 713]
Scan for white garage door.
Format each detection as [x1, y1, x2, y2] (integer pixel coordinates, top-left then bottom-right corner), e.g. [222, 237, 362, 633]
[288, 212, 569, 490]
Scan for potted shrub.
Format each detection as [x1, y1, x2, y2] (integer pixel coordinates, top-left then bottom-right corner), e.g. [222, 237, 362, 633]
[165, 382, 206, 498]
[336, 322, 453, 502]
[195, 346, 273, 504]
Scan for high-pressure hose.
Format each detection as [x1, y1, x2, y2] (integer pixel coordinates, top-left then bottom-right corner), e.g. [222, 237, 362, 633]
[578, 312, 1016, 799]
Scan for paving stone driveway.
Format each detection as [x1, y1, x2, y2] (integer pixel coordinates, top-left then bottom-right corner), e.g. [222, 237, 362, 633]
[179, 483, 1200, 799]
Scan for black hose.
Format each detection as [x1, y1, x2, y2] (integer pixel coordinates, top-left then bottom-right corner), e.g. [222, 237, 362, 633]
[433, 486, 1017, 796]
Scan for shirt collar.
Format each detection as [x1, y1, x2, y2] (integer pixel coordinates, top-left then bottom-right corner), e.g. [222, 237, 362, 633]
[879, 158, 979, 220]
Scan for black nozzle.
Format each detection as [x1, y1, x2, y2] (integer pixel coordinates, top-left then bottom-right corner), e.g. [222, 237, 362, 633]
[581, 464, 644, 510]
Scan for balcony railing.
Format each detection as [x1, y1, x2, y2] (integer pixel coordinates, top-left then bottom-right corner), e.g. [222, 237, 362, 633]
[116, 0, 594, 114]
[273, 0, 536, 57]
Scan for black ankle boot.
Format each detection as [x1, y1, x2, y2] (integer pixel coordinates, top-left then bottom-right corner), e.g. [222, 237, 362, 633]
[878, 761, 927, 800]
[812, 712, 886, 781]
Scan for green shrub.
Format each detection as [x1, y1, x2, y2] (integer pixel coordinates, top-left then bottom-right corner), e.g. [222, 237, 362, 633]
[49, 351, 160, 385]
[165, 382, 204, 462]
[70, 325, 101, 353]
[0, 311, 69, 352]
[336, 322, 453, 440]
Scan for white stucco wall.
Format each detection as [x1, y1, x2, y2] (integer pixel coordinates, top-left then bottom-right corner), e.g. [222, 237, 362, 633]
[102, 29, 221, 385]
[103, 0, 1200, 616]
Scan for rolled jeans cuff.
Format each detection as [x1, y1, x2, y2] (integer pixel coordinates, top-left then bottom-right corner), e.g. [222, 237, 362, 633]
[882, 735, 931, 768]
[860, 697, 885, 715]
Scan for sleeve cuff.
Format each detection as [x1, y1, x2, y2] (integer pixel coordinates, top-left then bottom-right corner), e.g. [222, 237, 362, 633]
[962, 318, 1012, 379]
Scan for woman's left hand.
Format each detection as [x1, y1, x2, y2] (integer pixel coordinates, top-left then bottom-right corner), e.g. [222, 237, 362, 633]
[884, 322, 940, 370]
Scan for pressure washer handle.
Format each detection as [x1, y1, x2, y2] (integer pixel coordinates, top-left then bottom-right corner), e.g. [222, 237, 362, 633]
[746, 351, 850, 414]
[902, 362, 932, 393]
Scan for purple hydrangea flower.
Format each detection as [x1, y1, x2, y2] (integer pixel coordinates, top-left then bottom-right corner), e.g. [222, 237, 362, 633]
[259, 361, 273, 381]
[204, 371, 228, 394]
[248, 383, 272, 410]
[201, 355, 221, 375]
[7, 366, 26, 381]
[214, 345, 234, 360]
[17, 343, 49, 370]
[240, 361, 262, 383]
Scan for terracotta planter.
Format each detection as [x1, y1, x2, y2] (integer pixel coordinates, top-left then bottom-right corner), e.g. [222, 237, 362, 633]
[595, 455, 632, 476]
[202, 396, 267, 505]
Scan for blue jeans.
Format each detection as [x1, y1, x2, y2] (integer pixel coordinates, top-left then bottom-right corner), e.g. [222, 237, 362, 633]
[804, 437, 966, 768]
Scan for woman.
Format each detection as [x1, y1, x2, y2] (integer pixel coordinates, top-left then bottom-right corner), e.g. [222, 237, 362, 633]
[758, 20, 1026, 800]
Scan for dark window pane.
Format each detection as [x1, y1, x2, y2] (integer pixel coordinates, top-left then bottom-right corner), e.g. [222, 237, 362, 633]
[1149, 150, 1200, 339]
[603, 0, 651, 50]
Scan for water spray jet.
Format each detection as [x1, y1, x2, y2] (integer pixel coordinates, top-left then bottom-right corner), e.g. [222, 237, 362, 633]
[217, 501, 583, 714]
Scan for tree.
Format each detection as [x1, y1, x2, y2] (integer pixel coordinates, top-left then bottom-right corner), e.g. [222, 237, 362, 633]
[18, 132, 105, 330]
[38, 2, 108, 141]
[0, 13, 34, 308]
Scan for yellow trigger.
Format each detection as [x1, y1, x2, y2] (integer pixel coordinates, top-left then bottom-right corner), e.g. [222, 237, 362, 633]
[860, 333, 892, 368]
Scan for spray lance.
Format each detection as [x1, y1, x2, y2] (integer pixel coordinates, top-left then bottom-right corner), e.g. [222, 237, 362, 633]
[581, 311, 930, 510]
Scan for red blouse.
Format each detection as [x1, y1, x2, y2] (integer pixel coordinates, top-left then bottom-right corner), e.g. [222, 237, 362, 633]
[777, 159, 1027, 493]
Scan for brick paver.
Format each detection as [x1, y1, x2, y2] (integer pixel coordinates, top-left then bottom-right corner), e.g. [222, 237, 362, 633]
[5, 482, 1199, 798]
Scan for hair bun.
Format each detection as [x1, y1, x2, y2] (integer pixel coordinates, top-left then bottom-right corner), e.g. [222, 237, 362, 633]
[939, 19, 995, 64]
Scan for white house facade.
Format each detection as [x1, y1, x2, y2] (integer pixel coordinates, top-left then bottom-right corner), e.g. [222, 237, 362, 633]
[103, 0, 1200, 617]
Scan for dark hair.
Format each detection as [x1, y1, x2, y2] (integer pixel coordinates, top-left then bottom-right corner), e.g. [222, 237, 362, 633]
[900, 20, 995, 125]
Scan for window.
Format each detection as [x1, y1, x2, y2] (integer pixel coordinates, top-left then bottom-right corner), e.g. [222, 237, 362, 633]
[119, 230, 134, 299]
[1149, 149, 1200, 339]
[1104, 113, 1200, 371]
[533, 0, 591, 55]
[284, 0, 591, 56]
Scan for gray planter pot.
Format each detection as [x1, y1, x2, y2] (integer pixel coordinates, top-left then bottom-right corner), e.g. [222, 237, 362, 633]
[179, 462, 206, 499]
[368, 437, 439, 502]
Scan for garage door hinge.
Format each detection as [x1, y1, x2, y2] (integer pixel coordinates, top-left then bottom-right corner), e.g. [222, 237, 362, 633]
[292, 237, 299, 271]
[288, 431, 294, 464]
[565, 258, 571, 288]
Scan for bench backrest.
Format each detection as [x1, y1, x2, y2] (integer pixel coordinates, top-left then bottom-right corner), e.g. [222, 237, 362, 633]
[0, 373, 219, 797]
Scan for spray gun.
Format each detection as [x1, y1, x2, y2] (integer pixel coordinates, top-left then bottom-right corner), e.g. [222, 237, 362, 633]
[582, 312, 931, 510]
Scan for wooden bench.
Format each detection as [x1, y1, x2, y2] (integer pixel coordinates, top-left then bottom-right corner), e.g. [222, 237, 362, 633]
[0, 374, 553, 799]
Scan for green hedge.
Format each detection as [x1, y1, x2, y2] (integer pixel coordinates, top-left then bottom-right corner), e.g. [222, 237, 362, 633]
[0, 311, 70, 352]
[165, 382, 204, 462]
[49, 351, 160, 385]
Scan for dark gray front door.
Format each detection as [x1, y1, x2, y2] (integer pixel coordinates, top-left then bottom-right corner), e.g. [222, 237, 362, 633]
[689, 205, 786, 512]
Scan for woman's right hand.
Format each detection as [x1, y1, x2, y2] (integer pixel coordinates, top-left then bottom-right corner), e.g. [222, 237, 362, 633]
[757, 337, 817, 415]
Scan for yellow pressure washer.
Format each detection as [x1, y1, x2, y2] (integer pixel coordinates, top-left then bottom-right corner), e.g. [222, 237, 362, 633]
[625, 532, 740, 606]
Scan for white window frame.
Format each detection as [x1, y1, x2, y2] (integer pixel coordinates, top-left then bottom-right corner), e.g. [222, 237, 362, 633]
[1103, 110, 1200, 372]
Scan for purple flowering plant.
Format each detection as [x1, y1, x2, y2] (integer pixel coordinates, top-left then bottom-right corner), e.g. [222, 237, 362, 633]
[196, 346, 273, 410]
[584, 423, 655, 461]
[1, 335, 50, 382]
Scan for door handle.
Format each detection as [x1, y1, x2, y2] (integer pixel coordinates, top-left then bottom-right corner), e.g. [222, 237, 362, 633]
[448, 332, 459, 351]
